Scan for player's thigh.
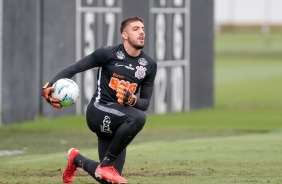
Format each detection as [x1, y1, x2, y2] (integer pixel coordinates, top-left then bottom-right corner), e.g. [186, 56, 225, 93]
[86, 101, 128, 135]
[106, 103, 147, 134]
[105, 102, 147, 128]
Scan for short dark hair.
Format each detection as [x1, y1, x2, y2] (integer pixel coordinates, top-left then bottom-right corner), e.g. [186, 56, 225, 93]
[120, 16, 144, 34]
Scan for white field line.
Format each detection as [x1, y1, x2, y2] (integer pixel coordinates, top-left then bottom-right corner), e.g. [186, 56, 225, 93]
[0, 150, 25, 157]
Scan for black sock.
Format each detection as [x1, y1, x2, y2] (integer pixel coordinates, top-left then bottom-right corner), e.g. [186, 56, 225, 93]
[73, 154, 110, 184]
[73, 154, 87, 168]
[100, 152, 118, 167]
[73, 154, 98, 177]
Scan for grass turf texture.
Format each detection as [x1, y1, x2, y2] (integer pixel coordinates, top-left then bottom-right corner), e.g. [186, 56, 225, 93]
[1, 32, 282, 183]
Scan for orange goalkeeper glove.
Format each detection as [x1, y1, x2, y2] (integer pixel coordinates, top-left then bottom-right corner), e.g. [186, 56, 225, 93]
[41, 82, 62, 109]
[116, 81, 137, 106]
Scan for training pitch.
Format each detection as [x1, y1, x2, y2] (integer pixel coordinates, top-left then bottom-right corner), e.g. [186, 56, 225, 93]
[1, 32, 282, 183]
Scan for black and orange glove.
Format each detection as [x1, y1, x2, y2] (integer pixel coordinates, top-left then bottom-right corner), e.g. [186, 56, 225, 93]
[116, 81, 137, 106]
[41, 82, 62, 109]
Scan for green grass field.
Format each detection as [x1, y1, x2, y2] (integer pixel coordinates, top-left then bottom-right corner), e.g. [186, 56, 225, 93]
[1, 32, 282, 184]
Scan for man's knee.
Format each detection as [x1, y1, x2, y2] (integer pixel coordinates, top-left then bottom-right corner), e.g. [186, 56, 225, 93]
[129, 110, 146, 130]
[137, 110, 146, 125]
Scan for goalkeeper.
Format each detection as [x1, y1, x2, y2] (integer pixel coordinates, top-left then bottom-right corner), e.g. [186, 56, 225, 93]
[42, 16, 157, 184]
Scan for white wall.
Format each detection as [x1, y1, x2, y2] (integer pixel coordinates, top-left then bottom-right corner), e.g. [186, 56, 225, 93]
[215, 0, 282, 25]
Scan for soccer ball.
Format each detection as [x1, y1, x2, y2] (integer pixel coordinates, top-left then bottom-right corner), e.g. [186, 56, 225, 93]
[51, 78, 79, 107]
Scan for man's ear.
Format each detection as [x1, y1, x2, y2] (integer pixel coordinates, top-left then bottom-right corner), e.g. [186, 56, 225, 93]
[121, 32, 128, 40]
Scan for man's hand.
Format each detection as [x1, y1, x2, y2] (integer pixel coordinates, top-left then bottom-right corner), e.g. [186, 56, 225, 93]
[116, 81, 137, 106]
[41, 82, 62, 109]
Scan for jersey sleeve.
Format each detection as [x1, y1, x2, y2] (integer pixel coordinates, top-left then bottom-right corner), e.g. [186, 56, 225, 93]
[49, 54, 95, 85]
[134, 85, 154, 111]
[142, 61, 157, 87]
[88, 46, 114, 67]
[134, 61, 157, 111]
[48, 46, 113, 86]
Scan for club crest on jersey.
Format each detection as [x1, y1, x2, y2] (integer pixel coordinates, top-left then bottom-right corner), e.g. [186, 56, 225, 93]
[116, 51, 125, 60]
[135, 66, 147, 79]
[138, 58, 148, 66]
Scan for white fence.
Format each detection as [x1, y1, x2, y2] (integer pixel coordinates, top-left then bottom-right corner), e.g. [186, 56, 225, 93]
[215, 0, 282, 25]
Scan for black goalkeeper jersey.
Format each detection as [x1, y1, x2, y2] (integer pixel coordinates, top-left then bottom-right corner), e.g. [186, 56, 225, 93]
[49, 44, 157, 111]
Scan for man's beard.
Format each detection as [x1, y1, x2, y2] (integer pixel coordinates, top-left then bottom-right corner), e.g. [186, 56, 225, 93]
[128, 37, 144, 50]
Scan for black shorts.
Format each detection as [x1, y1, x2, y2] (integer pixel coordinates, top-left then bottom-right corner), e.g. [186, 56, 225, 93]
[86, 101, 146, 138]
